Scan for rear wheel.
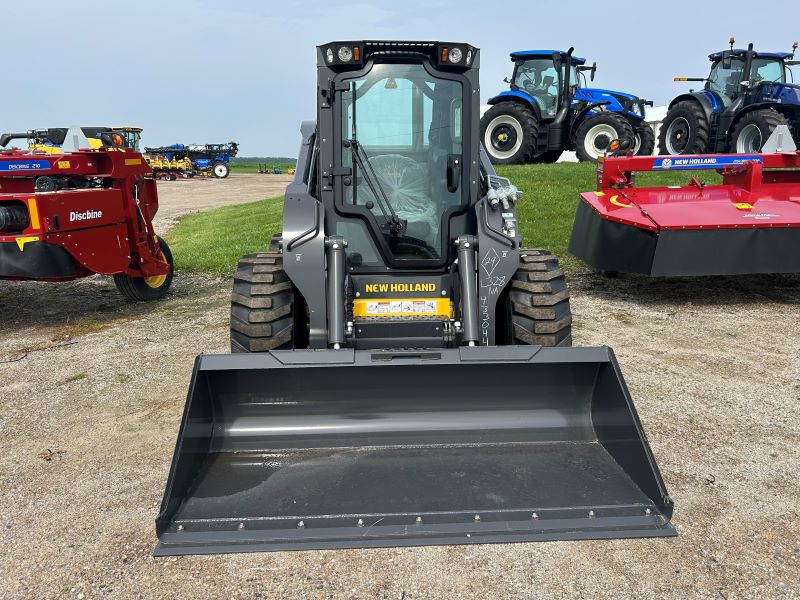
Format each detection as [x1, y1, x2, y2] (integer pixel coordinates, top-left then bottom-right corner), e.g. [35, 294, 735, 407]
[731, 110, 790, 153]
[658, 101, 709, 155]
[212, 161, 230, 178]
[480, 103, 539, 164]
[634, 122, 656, 156]
[500, 249, 572, 347]
[230, 248, 305, 352]
[113, 236, 174, 301]
[574, 113, 635, 162]
[531, 150, 563, 164]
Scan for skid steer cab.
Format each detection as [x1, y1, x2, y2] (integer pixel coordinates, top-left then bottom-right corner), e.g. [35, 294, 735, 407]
[156, 41, 675, 556]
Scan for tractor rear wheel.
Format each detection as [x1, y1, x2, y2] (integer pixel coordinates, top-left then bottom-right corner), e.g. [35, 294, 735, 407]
[658, 101, 709, 155]
[574, 113, 635, 162]
[499, 249, 572, 347]
[634, 122, 656, 156]
[531, 150, 563, 164]
[480, 103, 539, 164]
[731, 110, 790, 153]
[212, 161, 230, 178]
[113, 236, 174, 301]
[230, 249, 303, 352]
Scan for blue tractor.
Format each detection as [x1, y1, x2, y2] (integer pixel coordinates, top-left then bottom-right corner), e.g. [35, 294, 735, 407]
[659, 39, 800, 155]
[143, 142, 239, 178]
[480, 48, 654, 163]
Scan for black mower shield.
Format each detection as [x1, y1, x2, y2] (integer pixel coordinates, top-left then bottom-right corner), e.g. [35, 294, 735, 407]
[155, 346, 674, 555]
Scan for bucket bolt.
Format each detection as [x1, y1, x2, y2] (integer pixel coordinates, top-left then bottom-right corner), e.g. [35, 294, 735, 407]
[415, 517, 423, 525]
[588, 510, 596, 518]
[298, 520, 305, 529]
[176, 524, 185, 532]
[357, 518, 365, 527]
[531, 512, 539, 520]
[238, 522, 246, 530]
[473, 514, 481, 523]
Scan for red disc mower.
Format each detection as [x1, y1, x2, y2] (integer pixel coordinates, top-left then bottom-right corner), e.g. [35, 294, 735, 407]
[0, 148, 174, 300]
[569, 151, 800, 276]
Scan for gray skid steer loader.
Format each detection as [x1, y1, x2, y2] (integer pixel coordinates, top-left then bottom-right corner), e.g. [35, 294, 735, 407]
[155, 41, 675, 555]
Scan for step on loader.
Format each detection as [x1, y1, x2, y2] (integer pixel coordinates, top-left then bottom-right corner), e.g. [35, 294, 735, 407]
[156, 41, 675, 556]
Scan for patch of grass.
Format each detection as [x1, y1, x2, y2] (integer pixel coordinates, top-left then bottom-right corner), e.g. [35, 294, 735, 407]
[230, 161, 296, 174]
[165, 197, 283, 276]
[166, 163, 724, 275]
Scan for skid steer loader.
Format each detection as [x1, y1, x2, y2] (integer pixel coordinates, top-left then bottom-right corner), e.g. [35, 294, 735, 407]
[156, 41, 675, 555]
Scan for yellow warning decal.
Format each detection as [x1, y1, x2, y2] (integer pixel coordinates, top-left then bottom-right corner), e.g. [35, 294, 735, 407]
[125, 158, 143, 166]
[609, 195, 632, 208]
[353, 298, 451, 318]
[57, 160, 71, 169]
[15, 236, 40, 251]
[732, 202, 753, 210]
[595, 191, 605, 197]
[27, 197, 41, 230]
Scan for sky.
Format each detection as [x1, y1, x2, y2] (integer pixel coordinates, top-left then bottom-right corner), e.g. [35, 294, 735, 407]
[3, 0, 799, 156]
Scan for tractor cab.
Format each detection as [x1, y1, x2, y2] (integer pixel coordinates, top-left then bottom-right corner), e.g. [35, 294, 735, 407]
[705, 48, 791, 107]
[508, 50, 583, 118]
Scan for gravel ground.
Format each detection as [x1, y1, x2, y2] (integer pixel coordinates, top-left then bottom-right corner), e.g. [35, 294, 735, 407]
[1, 177, 799, 599]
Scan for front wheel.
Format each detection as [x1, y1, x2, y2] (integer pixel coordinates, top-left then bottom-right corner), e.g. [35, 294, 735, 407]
[574, 113, 635, 162]
[212, 161, 230, 178]
[498, 249, 572, 347]
[480, 103, 539, 164]
[658, 100, 709, 155]
[113, 236, 174, 301]
[731, 110, 790, 153]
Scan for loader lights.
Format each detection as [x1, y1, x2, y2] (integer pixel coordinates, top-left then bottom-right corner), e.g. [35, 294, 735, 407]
[322, 42, 365, 68]
[338, 46, 353, 62]
[448, 47, 463, 64]
[111, 133, 124, 146]
[436, 43, 476, 69]
[0, 203, 30, 233]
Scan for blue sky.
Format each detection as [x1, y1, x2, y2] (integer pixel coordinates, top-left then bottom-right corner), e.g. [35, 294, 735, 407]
[4, 0, 798, 156]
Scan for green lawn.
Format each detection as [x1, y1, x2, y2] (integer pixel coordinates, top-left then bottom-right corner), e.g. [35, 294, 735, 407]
[229, 161, 296, 174]
[167, 162, 723, 276]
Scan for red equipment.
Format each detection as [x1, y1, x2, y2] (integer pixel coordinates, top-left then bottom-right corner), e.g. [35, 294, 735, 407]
[569, 152, 800, 276]
[0, 149, 174, 300]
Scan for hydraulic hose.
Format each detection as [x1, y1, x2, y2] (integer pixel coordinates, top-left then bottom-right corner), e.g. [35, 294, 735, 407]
[0, 204, 29, 232]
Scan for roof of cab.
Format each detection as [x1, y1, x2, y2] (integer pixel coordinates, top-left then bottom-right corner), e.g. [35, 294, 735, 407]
[708, 49, 792, 61]
[510, 50, 587, 65]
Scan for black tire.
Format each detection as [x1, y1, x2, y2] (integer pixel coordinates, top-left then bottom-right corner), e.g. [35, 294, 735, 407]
[501, 249, 572, 347]
[530, 150, 563, 164]
[113, 236, 174, 301]
[730, 110, 790, 153]
[230, 251, 297, 352]
[574, 112, 635, 162]
[480, 102, 539, 164]
[658, 100, 709, 155]
[634, 122, 656, 156]
[212, 161, 230, 178]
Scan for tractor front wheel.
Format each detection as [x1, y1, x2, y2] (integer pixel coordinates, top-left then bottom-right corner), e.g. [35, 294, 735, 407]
[658, 101, 709, 155]
[634, 122, 656, 156]
[497, 249, 572, 347]
[480, 103, 539, 164]
[731, 110, 790, 153]
[113, 236, 174, 301]
[574, 113, 635, 162]
[212, 161, 230, 178]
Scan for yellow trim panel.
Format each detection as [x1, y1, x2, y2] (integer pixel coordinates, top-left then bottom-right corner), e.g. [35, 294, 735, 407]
[15, 236, 40, 251]
[353, 297, 451, 318]
[27, 197, 41, 230]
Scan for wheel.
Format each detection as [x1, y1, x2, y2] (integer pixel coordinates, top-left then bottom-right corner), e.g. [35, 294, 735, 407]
[212, 161, 230, 178]
[498, 249, 572, 347]
[113, 236, 174, 301]
[530, 150, 563, 164]
[230, 250, 306, 352]
[658, 101, 709, 155]
[480, 103, 539, 164]
[35, 176, 56, 192]
[730, 110, 790, 153]
[633, 122, 656, 156]
[574, 113, 635, 162]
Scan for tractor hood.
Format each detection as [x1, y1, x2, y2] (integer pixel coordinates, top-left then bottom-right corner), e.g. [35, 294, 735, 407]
[573, 88, 649, 118]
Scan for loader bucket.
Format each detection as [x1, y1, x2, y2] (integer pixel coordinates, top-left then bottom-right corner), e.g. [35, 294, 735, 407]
[155, 346, 675, 555]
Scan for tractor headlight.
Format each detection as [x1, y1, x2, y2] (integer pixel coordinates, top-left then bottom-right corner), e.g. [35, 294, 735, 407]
[338, 46, 353, 62]
[326, 48, 334, 63]
[448, 47, 463, 64]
